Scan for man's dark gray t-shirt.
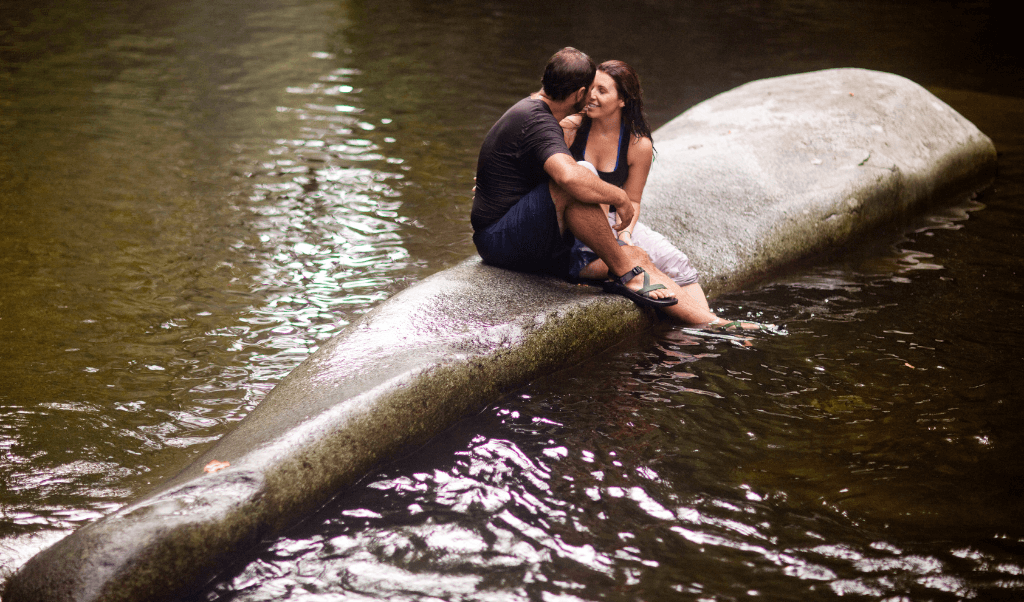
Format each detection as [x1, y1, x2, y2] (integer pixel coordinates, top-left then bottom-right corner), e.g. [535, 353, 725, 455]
[471, 97, 571, 231]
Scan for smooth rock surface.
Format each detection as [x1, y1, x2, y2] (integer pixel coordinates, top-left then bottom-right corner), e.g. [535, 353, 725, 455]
[643, 68, 995, 295]
[2, 69, 995, 602]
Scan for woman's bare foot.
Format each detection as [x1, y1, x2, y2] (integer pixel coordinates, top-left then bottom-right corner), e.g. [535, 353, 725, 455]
[706, 318, 778, 332]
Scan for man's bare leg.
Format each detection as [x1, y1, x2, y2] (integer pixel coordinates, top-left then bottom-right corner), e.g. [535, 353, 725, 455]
[581, 258, 773, 329]
[579, 257, 717, 323]
[551, 183, 675, 301]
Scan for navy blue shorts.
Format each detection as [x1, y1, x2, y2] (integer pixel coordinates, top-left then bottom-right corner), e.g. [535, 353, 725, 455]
[473, 182, 578, 278]
[567, 237, 623, 281]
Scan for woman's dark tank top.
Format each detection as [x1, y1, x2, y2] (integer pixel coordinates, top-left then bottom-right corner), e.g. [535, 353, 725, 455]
[568, 116, 630, 187]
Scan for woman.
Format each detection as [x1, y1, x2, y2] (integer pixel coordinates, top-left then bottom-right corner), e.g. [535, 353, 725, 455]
[562, 60, 764, 330]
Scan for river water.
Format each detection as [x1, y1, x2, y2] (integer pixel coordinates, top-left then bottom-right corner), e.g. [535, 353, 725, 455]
[1, 0, 1022, 600]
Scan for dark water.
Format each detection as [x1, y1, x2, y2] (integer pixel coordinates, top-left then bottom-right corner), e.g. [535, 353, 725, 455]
[2, 0, 1022, 599]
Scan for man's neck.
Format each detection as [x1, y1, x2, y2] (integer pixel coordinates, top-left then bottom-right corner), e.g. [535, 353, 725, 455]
[531, 90, 574, 121]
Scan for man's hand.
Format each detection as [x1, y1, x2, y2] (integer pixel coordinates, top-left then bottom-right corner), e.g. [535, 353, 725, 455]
[609, 192, 633, 231]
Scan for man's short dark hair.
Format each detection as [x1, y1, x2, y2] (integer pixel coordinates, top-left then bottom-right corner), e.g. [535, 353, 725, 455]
[541, 47, 596, 101]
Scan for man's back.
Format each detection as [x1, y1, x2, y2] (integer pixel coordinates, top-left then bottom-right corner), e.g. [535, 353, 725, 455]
[471, 97, 569, 231]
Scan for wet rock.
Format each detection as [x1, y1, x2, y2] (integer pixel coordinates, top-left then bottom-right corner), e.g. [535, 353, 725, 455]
[2, 69, 995, 602]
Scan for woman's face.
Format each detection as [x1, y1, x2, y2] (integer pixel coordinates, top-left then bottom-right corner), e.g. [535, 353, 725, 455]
[585, 70, 625, 119]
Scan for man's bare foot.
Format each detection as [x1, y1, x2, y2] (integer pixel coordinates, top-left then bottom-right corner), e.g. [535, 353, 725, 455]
[605, 266, 678, 308]
[614, 266, 676, 300]
[613, 247, 676, 301]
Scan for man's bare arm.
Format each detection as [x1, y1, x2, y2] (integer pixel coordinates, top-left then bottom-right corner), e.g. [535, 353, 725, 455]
[543, 153, 633, 230]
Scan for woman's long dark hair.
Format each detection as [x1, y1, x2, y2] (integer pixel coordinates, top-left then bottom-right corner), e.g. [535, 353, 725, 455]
[598, 60, 653, 144]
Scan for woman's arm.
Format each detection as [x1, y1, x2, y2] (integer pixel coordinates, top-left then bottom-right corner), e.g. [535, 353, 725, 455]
[617, 135, 653, 245]
[559, 113, 583, 147]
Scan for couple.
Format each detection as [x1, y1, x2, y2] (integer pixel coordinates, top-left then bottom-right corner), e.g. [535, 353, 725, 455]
[472, 47, 751, 329]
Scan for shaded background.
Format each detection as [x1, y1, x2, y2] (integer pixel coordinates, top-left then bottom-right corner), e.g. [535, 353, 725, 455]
[1, 0, 1022, 599]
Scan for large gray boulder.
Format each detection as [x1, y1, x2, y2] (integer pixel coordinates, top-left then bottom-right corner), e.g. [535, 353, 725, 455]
[643, 68, 995, 295]
[2, 69, 995, 602]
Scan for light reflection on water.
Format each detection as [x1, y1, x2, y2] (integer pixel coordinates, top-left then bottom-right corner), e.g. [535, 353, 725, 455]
[235, 53, 415, 380]
[0, 4, 420, 572]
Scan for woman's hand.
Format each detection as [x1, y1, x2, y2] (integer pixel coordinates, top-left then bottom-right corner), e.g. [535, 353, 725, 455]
[617, 229, 634, 245]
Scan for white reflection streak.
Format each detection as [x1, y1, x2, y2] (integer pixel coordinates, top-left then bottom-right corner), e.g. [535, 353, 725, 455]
[673, 506, 838, 582]
[497, 510, 615, 577]
[672, 524, 837, 582]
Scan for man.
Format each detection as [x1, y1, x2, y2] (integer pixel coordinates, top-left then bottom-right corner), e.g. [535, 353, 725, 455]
[471, 47, 677, 308]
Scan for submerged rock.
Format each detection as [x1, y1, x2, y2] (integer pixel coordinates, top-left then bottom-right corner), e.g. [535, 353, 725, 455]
[2, 69, 995, 602]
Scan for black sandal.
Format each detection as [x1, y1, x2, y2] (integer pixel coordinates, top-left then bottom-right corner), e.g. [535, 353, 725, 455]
[603, 266, 678, 308]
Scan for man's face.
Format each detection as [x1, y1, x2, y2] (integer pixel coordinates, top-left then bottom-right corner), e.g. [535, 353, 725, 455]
[571, 84, 592, 113]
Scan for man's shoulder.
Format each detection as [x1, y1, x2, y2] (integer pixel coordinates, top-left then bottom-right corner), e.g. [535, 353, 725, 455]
[489, 97, 547, 134]
[506, 97, 555, 122]
[490, 97, 562, 144]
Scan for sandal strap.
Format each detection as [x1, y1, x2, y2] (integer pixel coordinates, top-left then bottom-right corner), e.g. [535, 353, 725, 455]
[636, 282, 668, 295]
[614, 266, 667, 297]
[614, 266, 644, 286]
